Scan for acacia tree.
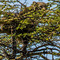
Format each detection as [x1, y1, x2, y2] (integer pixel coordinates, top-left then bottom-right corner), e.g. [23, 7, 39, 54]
[0, 0, 60, 60]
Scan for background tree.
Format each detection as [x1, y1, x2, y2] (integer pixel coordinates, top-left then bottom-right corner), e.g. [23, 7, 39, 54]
[0, 0, 60, 60]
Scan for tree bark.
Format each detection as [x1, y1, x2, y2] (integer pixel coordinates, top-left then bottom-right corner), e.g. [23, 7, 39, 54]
[11, 21, 17, 59]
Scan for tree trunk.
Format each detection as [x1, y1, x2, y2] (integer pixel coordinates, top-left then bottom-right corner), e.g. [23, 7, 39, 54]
[11, 21, 17, 59]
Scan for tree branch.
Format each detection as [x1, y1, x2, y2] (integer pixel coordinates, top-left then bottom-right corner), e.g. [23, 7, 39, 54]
[28, 52, 49, 60]
[17, 0, 26, 7]
[29, 47, 60, 53]
[32, 43, 60, 52]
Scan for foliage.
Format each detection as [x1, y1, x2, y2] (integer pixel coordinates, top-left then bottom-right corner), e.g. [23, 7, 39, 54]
[0, 0, 60, 60]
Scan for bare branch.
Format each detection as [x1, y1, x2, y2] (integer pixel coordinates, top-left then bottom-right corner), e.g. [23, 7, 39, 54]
[29, 52, 60, 57]
[29, 48, 60, 53]
[17, 0, 26, 7]
[32, 44, 60, 52]
[28, 53, 49, 60]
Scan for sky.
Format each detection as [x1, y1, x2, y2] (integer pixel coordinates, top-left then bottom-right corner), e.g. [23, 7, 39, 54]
[20, 0, 48, 7]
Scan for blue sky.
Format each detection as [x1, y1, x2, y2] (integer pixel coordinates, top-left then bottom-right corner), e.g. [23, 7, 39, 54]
[20, 0, 48, 6]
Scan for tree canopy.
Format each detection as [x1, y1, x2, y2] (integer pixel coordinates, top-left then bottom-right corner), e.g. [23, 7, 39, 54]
[0, 0, 60, 60]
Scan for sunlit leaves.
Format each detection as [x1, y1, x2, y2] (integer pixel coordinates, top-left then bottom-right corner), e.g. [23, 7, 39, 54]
[0, 56, 2, 59]
[0, 1, 60, 59]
